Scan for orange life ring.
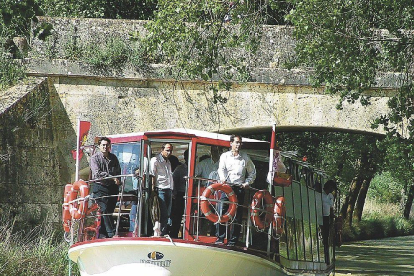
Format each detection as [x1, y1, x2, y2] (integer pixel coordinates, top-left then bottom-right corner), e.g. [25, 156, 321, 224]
[200, 183, 238, 224]
[69, 180, 90, 220]
[62, 184, 73, 233]
[274, 196, 286, 235]
[250, 190, 274, 230]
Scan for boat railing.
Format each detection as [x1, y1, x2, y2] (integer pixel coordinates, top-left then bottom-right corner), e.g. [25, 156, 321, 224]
[185, 176, 278, 256]
[64, 174, 141, 243]
[65, 173, 336, 272]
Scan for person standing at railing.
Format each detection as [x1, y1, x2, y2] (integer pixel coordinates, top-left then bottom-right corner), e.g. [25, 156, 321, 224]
[322, 180, 337, 265]
[171, 149, 189, 238]
[216, 134, 256, 246]
[195, 146, 221, 185]
[150, 143, 174, 236]
[90, 137, 121, 239]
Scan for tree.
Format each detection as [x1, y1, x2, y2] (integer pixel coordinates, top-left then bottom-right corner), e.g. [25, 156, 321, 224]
[286, 0, 414, 218]
[143, 0, 292, 102]
[279, 131, 383, 225]
[0, 0, 42, 38]
[378, 136, 414, 218]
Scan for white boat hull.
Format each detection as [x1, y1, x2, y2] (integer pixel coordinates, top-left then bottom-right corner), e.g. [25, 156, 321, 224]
[68, 238, 286, 276]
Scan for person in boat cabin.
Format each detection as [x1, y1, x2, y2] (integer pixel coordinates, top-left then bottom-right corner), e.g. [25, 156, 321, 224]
[195, 145, 221, 185]
[170, 149, 189, 238]
[169, 154, 181, 172]
[90, 137, 121, 238]
[149, 143, 174, 236]
[216, 134, 257, 246]
[322, 179, 337, 264]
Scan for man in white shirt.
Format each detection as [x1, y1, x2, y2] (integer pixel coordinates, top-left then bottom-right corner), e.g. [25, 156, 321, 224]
[195, 146, 221, 185]
[150, 143, 174, 236]
[216, 134, 256, 246]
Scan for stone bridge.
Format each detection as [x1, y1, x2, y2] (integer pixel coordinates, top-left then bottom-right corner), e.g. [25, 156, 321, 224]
[24, 17, 397, 137]
[0, 17, 398, 224]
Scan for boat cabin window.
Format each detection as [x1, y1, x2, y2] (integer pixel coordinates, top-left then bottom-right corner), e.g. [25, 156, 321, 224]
[111, 142, 141, 193]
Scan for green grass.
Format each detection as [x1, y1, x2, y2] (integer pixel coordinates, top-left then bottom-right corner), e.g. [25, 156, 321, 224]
[342, 199, 414, 242]
[0, 218, 76, 276]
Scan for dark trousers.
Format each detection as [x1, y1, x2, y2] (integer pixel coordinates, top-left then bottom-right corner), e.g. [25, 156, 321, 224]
[93, 184, 119, 238]
[170, 191, 185, 238]
[217, 188, 245, 243]
[322, 215, 332, 264]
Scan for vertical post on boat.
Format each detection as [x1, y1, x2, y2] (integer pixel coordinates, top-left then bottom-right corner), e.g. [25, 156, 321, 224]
[267, 123, 277, 255]
[269, 123, 277, 190]
[67, 118, 81, 276]
[75, 118, 81, 181]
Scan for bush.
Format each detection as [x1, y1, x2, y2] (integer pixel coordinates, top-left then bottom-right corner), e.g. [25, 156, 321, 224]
[0, 216, 77, 276]
[342, 205, 414, 242]
[367, 172, 404, 203]
[83, 38, 130, 70]
[0, 48, 26, 90]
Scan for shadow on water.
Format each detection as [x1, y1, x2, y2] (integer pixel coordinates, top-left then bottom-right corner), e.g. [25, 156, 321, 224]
[334, 235, 414, 276]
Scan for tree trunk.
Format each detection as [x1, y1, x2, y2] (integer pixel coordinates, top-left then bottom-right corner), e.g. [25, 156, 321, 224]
[403, 183, 414, 219]
[354, 177, 373, 222]
[343, 176, 364, 226]
[340, 194, 349, 219]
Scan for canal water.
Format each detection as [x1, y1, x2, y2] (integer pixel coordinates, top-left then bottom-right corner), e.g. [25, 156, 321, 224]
[334, 235, 414, 275]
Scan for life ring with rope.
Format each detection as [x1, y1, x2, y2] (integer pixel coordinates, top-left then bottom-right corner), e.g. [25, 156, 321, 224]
[274, 196, 286, 235]
[68, 180, 90, 220]
[250, 190, 274, 230]
[200, 183, 238, 224]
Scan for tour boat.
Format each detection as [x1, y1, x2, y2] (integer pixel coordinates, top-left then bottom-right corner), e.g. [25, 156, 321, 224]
[63, 128, 338, 276]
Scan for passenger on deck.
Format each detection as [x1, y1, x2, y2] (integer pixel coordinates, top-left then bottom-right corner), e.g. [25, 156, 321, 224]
[216, 134, 256, 246]
[169, 154, 181, 172]
[90, 137, 121, 238]
[322, 180, 337, 265]
[150, 143, 174, 236]
[129, 158, 148, 234]
[195, 146, 221, 185]
[170, 149, 189, 238]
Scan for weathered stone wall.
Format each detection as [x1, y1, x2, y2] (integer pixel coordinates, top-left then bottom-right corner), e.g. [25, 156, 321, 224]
[0, 78, 87, 225]
[46, 76, 391, 139]
[30, 17, 295, 69]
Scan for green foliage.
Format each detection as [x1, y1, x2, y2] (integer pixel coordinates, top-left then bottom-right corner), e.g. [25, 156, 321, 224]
[376, 136, 414, 194]
[83, 38, 130, 70]
[367, 172, 404, 203]
[0, 47, 26, 90]
[278, 131, 383, 191]
[0, 0, 42, 38]
[38, 0, 157, 19]
[60, 35, 148, 72]
[33, 22, 53, 41]
[286, 1, 414, 211]
[143, 0, 272, 87]
[342, 214, 414, 242]
[287, 0, 414, 140]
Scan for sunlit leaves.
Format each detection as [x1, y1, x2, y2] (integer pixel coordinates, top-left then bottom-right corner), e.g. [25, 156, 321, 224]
[143, 0, 273, 87]
[287, 0, 414, 108]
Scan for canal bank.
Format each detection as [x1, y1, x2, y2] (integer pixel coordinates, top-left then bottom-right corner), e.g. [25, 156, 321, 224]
[335, 235, 414, 275]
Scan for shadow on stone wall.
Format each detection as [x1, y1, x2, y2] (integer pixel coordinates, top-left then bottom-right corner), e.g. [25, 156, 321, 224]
[0, 77, 80, 229]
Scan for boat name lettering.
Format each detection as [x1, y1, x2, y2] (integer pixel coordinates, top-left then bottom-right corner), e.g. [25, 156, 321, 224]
[140, 259, 172, 267]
